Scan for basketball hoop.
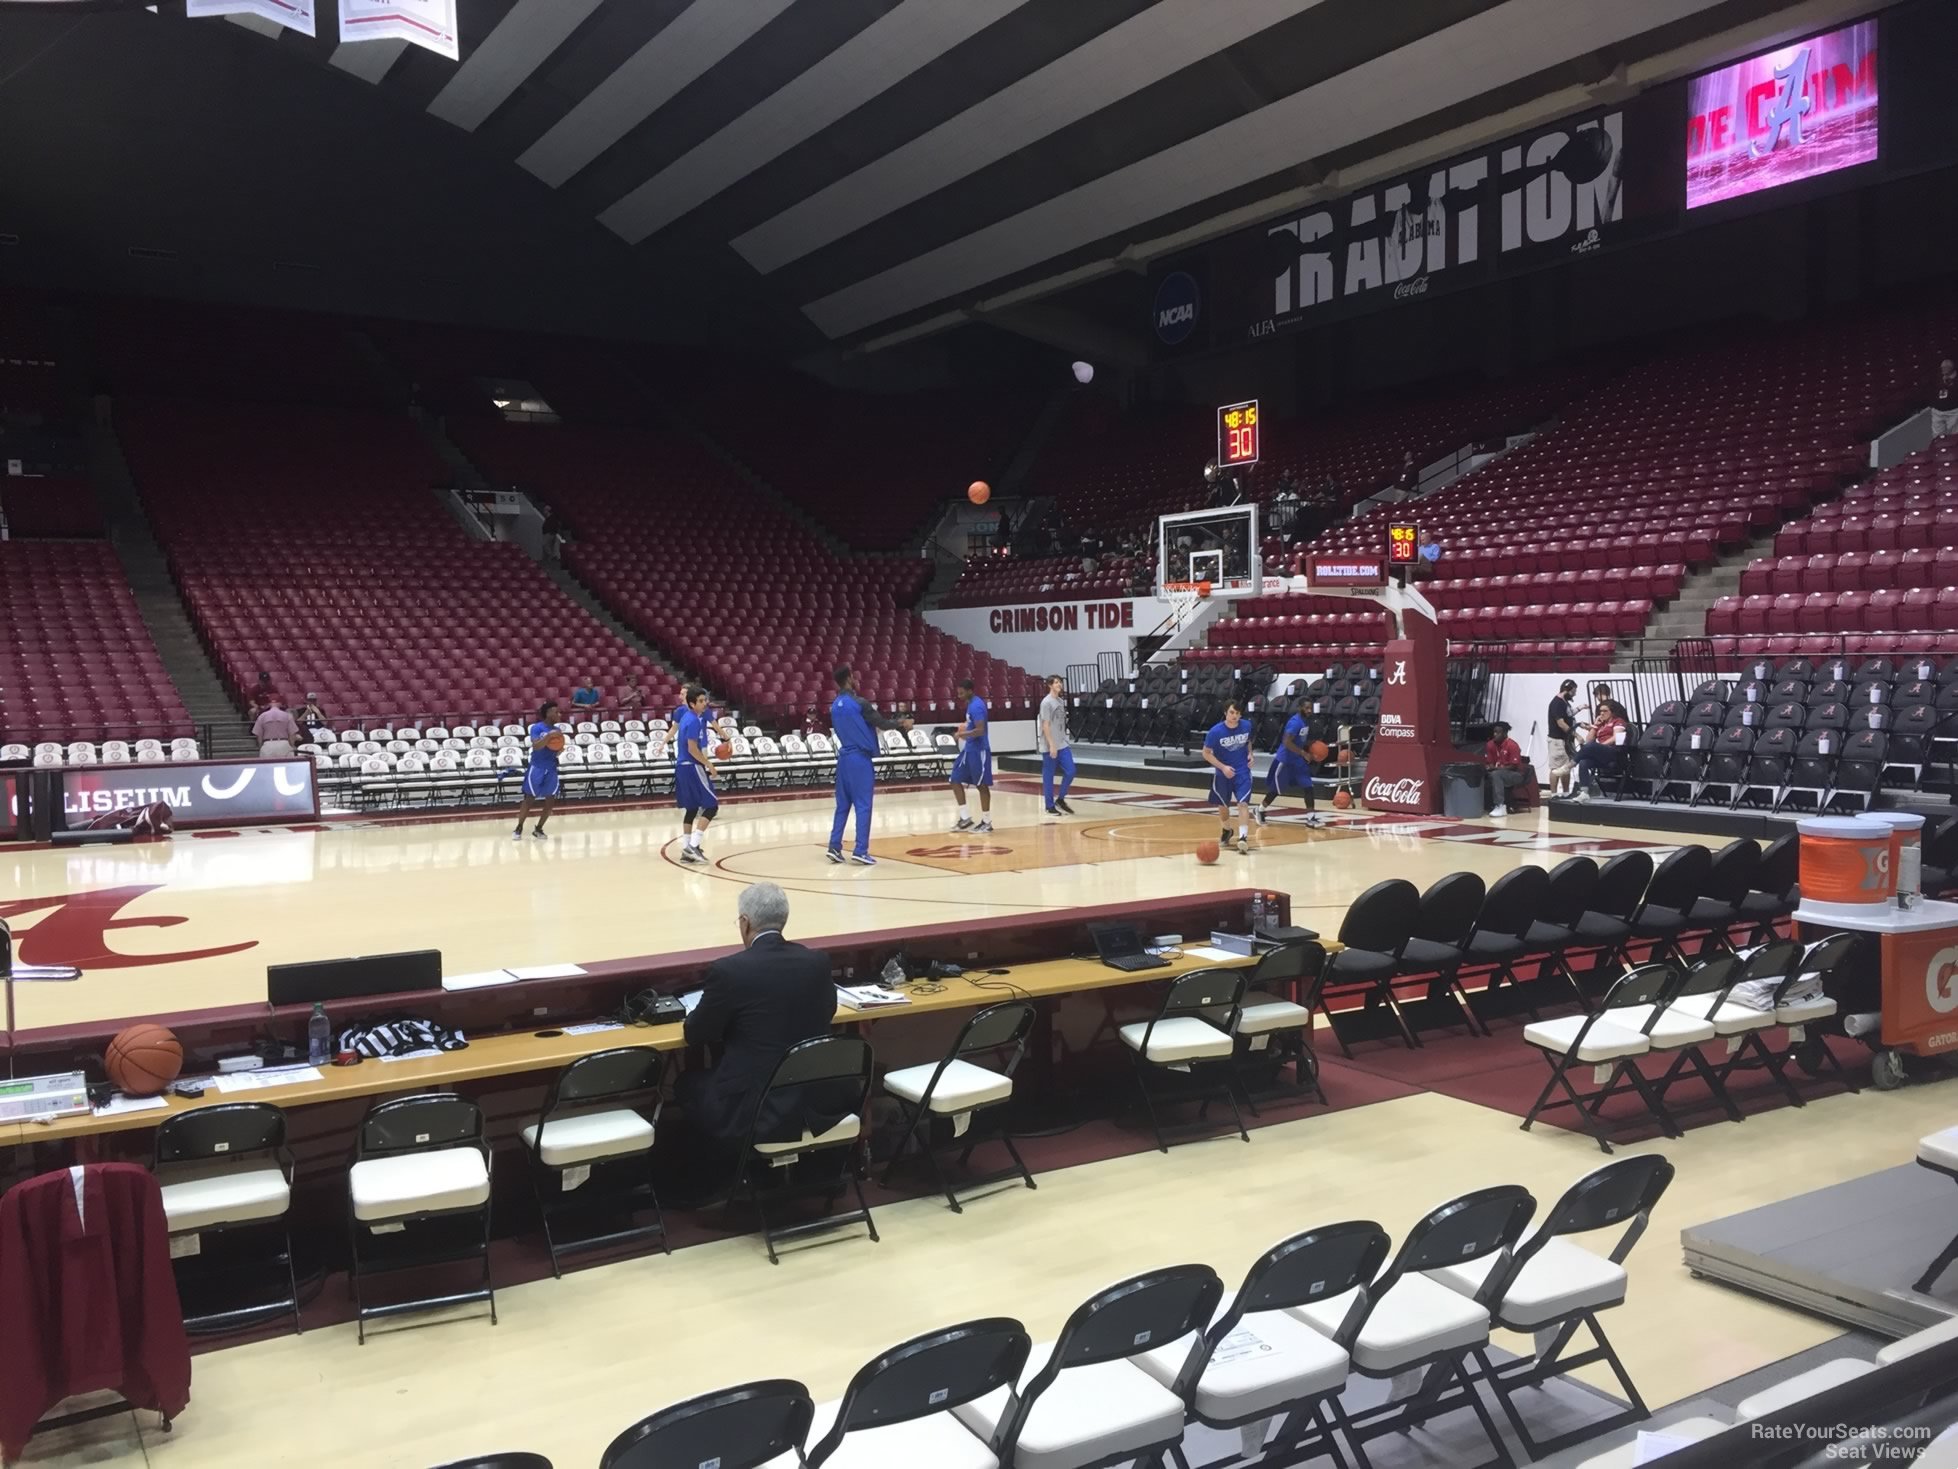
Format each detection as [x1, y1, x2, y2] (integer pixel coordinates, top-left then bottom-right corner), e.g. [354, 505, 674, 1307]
[1163, 581, 1204, 630]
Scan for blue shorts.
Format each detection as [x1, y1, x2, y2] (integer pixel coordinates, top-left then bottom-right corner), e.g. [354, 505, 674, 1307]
[677, 763, 720, 814]
[1268, 760, 1311, 796]
[950, 745, 993, 787]
[523, 766, 560, 800]
[1209, 767, 1252, 806]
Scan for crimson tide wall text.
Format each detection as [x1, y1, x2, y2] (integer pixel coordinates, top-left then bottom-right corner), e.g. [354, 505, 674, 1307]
[989, 602, 1136, 635]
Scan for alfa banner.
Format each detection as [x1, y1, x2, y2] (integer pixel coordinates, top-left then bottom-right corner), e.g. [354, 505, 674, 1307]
[339, 0, 459, 61]
[185, 0, 316, 37]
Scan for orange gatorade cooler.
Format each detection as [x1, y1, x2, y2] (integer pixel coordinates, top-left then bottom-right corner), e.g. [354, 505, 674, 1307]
[1862, 811, 1925, 908]
[1797, 816, 1895, 912]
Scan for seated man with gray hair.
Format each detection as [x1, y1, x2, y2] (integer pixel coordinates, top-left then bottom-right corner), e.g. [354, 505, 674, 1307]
[675, 882, 844, 1145]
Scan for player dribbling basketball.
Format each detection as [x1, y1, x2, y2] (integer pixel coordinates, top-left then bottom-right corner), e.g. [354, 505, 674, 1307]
[515, 699, 562, 840]
[1201, 701, 1255, 855]
[1258, 704, 1324, 826]
[675, 685, 719, 864]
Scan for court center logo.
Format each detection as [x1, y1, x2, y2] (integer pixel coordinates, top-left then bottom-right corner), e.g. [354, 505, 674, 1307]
[1153, 271, 1200, 345]
[1928, 946, 1958, 1015]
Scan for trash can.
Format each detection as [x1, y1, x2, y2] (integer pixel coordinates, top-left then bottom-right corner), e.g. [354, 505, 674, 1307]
[1441, 762, 1488, 819]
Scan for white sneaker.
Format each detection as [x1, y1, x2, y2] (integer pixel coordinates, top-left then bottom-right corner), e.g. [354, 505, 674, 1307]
[951, 816, 974, 832]
[1252, 806, 1269, 826]
[975, 819, 993, 834]
[1489, 805, 1508, 817]
[680, 846, 705, 864]
[1573, 787, 1593, 803]
[1236, 837, 1250, 855]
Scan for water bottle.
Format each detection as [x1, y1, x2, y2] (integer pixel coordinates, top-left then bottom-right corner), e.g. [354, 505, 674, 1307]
[1251, 891, 1267, 933]
[308, 1002, 332, 1066]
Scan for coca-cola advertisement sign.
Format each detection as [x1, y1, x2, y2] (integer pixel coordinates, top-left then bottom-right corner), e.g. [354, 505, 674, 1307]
[1364, 776, 1427, 806]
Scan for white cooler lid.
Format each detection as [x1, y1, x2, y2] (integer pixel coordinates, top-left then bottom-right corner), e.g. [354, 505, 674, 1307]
[1796, 816, 1888, 838]
[1860, 811, 1926, 834]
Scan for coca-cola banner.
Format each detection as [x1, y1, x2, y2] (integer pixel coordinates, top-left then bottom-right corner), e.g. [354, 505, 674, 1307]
[51, 759, 318, 832]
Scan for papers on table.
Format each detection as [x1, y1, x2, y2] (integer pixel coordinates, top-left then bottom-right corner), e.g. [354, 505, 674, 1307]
[562, 1021, 626, 1037]
[213, 1065, 323, 1093]
[679, 989, 705, 1015]
[93, 1094, 169, 1118]
[1183, 945, 1246, 963]
[441, 962, 588, 991]
[836, 983, 910, 1011]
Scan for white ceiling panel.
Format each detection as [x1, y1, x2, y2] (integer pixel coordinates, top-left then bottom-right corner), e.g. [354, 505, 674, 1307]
[428, 0, 605, 133]
[735, 0, 1328, 275]
[597, 0, 1035, 246]
[517, 0, 798, 190]
[802, 0, 1727, 338]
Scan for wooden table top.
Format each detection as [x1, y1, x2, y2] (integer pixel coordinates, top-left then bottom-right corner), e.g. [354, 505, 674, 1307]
[5, 942, 1325, 1147]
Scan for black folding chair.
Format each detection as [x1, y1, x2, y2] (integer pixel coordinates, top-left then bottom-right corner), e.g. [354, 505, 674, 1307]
[1571, 851, 1653, 1002]
[1626, 845, 1713, 970]
[601, 1380, 814, 1469]
[1736, 830, 1799, 943]
[736, 1035, 879, 1265]
[1121, 967, 1248, 1152]
[522, 1047, 667, 1277]
[1311, 878, 1421, 1054]
[1518, 856, 1597, 1011]
[1394, 872, 1490, 1041]
[1462, 865, 1551, 1025]
[881, 1000, 1038, 1212]
[431, 1455, 554, 1469]
[1681, 838, 1761, 957]
[807, 1319, 1030, 1467]
[152, 1102, 300, 1336]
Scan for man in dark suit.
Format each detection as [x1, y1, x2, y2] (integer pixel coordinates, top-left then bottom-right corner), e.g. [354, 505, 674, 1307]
[675, 882, 844, 1145]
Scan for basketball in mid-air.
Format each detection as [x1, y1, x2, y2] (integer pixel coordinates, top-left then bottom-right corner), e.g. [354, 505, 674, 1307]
[967, 480, 991, 505]
[1195, 839, 1220, 865]
[1196, 580, 1213, 599]
[1333, 789, 1353, 810]
[1308, 740, 1330, 761]
[544, 731, 567, 753]
[104, 1023, 183, 1097]
[716, 742, 733, 760]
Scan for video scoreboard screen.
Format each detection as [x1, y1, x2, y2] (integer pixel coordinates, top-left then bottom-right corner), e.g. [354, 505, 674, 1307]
[1217, 400, 1259, 469]
[1387, 523, 1419, 564]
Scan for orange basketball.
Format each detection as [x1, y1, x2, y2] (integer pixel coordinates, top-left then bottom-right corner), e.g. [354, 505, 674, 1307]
[1195, 839, 1220, 865]
[715, 742, 733, 760]
[968, 480, 991, 505]
[104, 1023, 183, 1097]
[1332, 789, 1353, 809]
[1336, 747, 1351, 765]
[544, 731, 567, 753]
[1308, 740, 1330, 761]
[1196, 580, 1213, 599]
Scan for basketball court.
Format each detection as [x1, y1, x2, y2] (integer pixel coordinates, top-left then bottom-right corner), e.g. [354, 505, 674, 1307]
[0, 773, 1691, 1031]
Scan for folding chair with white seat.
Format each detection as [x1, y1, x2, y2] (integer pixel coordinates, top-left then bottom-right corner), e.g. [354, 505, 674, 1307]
[738, 1035, 879, 1265]
[1134, 1221, 1389, 1469]
[1431, 1156, 1675, 1460]
[882, 1001, 1037, 1213]
[1874, 1311, 1958, 1366]
[604, 1379, 817, 1469]
[954, 1265, 1223, 1469]
[346, 1093, 494, 1343]
[1570, 1416, 1729, 1469]
[65, 742, 98, 765]
[0, 744, 28, 762]
[1733, 1356, 1877, 1421]
[152, 1102, 300, 1335]
[1668, 939, 1812, 1110]
[1914, 1125, 1958, 1293]
[101, 740, 132, 764]
[1215, 940, 1325, 1110]
[1120, 967, 1247, 1153]
[1522, 964, 1698, 1152]
[521, 1048, 667, 1277]
[1291, 1185, 1537, 1469]
[773, 1319, 1030, 1469]
[1635, 954, 1746, 1126]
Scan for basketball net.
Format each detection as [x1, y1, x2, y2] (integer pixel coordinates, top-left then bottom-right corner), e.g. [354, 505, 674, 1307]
[1163, 582, 1203, 631]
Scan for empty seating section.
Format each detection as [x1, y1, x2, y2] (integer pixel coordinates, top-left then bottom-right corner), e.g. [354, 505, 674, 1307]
[452, 420, 1040, 722]
[1029, 372, 1597, 538]
[0, 542, 192, 744]
[370, 319, 649, 426]
[88, 297, 390, 409]
[651, 361, 1037, 550]
[942, 551, 1147, 608]
[0, 289, 67, 425]
[117, 402, 677, 723]
[1713, 434, 1958, 660]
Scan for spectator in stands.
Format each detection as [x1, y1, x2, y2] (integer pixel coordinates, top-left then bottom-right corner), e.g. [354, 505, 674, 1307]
[1482, 721, 1528, 817]
[617, 678, 644, 712]
[571, 676, 601, 709]
[1416, 529, 1442, 579]
[539, 503, 565, 564]
[252, 699, 300, 759]
[1396, 451, 1418, 492]
[1572, 697, 1629, 801]
[298, 692, 330, 743]
[1591, 681, 1629, 722]
[1547, 679, 1578, 797]
[1935, 358, 1958, 436]
[250, 671, 277, 715]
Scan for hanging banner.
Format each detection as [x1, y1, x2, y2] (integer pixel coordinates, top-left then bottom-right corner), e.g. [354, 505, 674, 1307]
[185, 0, 315, 37]
[339, 0, 459, 61]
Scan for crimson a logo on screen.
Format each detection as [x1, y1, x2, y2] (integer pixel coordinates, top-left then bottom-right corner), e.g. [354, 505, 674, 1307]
[1153, 272, 1200, 345]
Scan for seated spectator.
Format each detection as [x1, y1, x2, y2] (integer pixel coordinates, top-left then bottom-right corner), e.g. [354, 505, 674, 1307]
[298, 692, 330, 741]
[253, 699, 299, 759]
[617, 678, 644, 712]
[1395, 451, 1417, 492]
[1482, 721, 1528, 816]
[1591, 681, 1630, 722]
[249, 671, 277, 715]
[571, 676, 601, 709]
[1935, 357, 1958, 436]
[1573, 700, 1629, 801]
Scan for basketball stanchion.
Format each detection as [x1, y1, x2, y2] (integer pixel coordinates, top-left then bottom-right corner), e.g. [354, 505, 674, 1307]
[0, 916, 82, 1079]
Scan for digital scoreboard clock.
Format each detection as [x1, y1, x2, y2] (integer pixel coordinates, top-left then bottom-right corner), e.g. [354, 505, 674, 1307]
[1217, 399, 1260, 469]
[1387, 523, 1419, 564]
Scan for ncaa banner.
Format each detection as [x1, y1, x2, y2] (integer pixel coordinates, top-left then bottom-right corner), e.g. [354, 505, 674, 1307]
[186, 0, 315, 38]
[340, 0, 459, 61]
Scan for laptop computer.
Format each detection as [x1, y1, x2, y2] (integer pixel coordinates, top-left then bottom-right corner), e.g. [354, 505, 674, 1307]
[1090, 921, 1171, 973]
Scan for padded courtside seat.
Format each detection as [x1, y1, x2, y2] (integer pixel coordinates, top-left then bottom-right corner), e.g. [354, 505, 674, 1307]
[1572, 1417, 1729, 1469]
[1915, 1126, 1958, 1293]
[1121, 967, 1247, 1151]
[739, 1036, 878, 1265]
[604, 1381, 814, 1469]
[883, 1001, 1038, 1212]
[1734, 1357, 1877, 1421]
[153, 1102, 299, 1335]
[520, 1047, 666, 1276]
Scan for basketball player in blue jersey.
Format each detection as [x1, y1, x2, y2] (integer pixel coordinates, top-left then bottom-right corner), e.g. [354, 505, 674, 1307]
[827, 664, 911, 866]
[1201, 701, 1256, 855]
[674, 686, 719, 865]
[1258, 706, 1325, 827]
[514, 699, 562, 841]
[948, 678, 993, 834]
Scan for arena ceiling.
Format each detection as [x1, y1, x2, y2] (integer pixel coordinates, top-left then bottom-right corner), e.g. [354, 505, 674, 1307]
[0, 0, 1895, 362]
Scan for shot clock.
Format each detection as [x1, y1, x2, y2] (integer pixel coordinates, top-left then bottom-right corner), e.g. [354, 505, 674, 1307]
[1387, 522, 1419, 564]
[1216, 400, 1259, 469]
